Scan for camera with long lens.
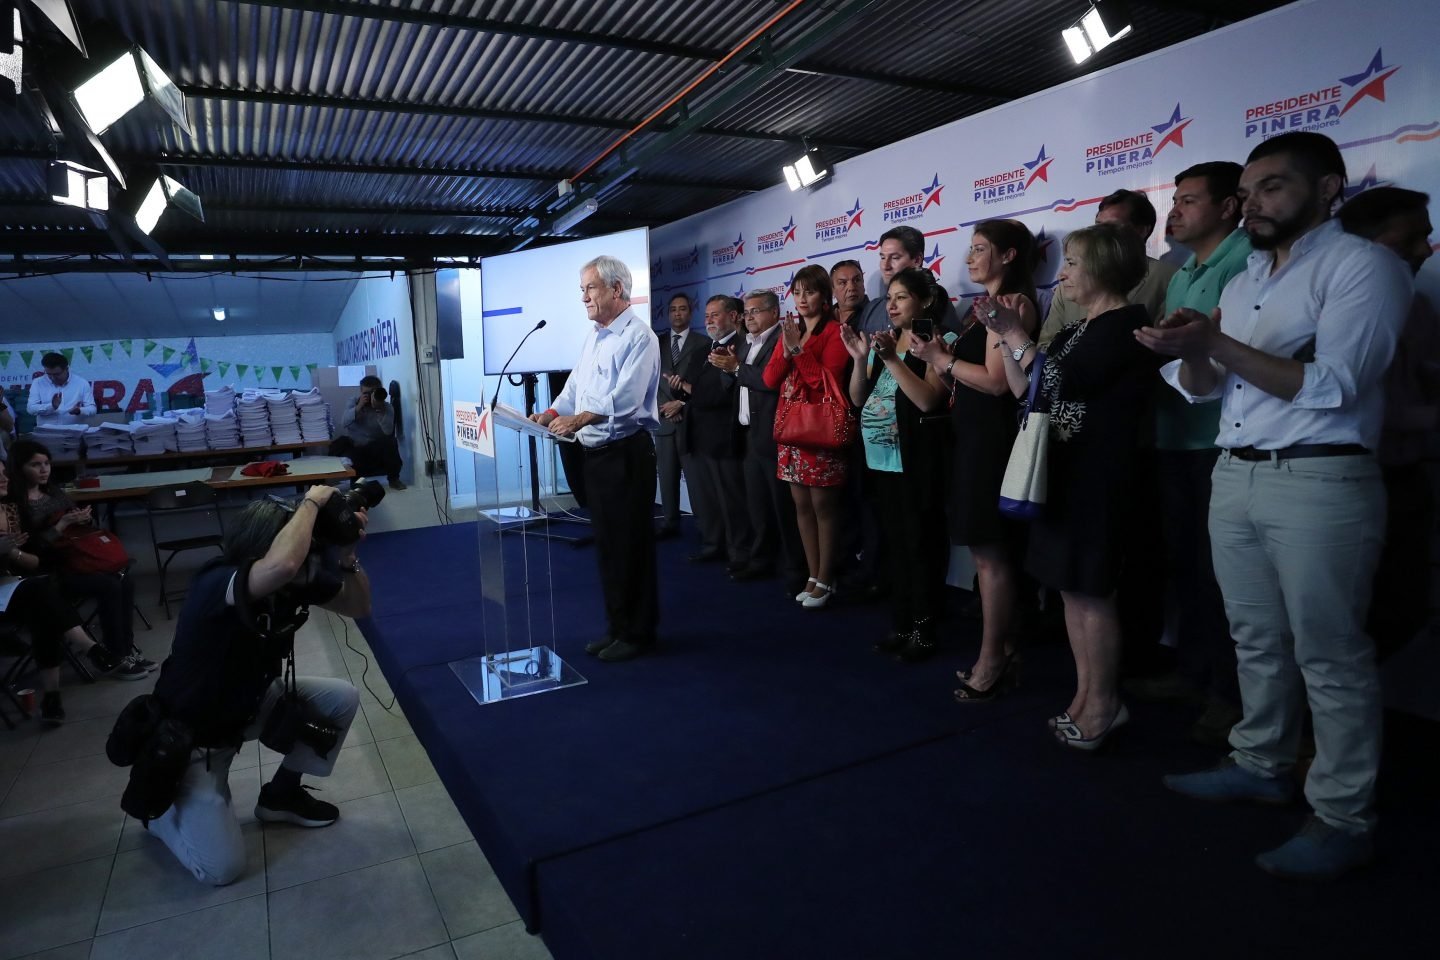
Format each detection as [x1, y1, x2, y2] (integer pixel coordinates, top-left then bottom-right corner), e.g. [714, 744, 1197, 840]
[312, 478, 386, 546]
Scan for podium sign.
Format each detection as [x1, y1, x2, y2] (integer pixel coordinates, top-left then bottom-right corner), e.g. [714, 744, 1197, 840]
[449, 399, 586, 704]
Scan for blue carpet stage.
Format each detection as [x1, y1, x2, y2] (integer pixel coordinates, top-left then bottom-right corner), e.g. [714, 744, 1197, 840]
[357, 521, 1435, 960]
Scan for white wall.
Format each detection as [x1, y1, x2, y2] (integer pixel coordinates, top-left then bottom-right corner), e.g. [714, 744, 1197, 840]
[331, 275, 424, 484]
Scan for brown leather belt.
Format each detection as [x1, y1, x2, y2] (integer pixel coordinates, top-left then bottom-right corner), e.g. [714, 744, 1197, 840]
[1226, 444, 1369, 462]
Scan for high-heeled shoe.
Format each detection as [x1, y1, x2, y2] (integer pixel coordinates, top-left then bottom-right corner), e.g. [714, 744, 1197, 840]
[794, 578, 818, 603]
[1054, 704, 1130, 751]
[953, 653, 1021, 703]
[801, 581, 835, 609]
[897, 616, 937, 661]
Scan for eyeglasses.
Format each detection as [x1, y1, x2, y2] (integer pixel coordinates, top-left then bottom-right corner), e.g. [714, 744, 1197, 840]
[743, 307, 776, 317]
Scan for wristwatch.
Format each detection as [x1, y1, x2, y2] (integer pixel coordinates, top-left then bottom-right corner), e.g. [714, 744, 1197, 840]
[788, 344, 802, 357]
[1010, 340, 1034, 362]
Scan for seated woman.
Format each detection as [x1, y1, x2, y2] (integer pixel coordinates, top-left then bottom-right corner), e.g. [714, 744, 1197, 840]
[983, 223, 1160, 750]
[1, 468, 121, 724]
[6, 441, 147, 680]
[911, 219, 1038, 698]
[763, 264, 853, 609]
[840, 267, 952, 660]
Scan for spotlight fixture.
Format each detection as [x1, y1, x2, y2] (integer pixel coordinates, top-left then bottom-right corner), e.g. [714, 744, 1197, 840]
[1062, 1, 1132, 65]
[212, 306, 225, 322]
[73, 42, 191, 136]
[552, 197, 599, 233]
[47, 159, 109, 211]
[133, 174, 203, 235]
[24, 0, 87, 55]
[782, 146, 830, 192]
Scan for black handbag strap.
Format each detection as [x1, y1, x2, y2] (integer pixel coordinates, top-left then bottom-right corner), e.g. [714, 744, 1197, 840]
[1022, 351, 1047, 424]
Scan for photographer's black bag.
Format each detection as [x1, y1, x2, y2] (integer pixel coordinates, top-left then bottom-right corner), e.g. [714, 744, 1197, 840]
[107, 693, 195, 824]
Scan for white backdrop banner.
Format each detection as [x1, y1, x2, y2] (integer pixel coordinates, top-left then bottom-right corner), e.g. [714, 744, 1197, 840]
[650, 0, 1440, 315]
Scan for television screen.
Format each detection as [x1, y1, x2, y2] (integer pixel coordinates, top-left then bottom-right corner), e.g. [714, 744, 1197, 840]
[480, 227, 651, 376]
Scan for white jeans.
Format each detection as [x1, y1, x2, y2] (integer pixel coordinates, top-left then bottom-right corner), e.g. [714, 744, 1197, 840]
[147, 676, 359, 885]
[1209, 453, 1385, 833]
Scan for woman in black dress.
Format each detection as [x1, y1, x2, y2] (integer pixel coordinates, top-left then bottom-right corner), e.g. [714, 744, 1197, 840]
[910, 219, 1036, 698]
[984, 223, 1158, 749]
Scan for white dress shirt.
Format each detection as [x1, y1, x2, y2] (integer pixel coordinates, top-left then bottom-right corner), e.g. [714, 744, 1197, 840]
[26, 373, 96, 425]
[551, 307, 660, 448]
[1161, 219, 1412, 451]
[738, 324, 779, 426]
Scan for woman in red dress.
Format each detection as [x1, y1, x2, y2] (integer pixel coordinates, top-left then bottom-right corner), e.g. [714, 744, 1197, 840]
[763, 264, 852, 608]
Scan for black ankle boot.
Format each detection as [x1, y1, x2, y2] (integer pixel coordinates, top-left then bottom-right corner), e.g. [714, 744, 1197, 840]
[898, 617, 937, 662]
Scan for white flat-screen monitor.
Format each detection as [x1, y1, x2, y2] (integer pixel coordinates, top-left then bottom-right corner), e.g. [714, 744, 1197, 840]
[480, 227, 651, 376]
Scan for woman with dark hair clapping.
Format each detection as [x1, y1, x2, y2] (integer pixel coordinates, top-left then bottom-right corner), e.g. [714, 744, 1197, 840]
[984, 223, 1159, 750]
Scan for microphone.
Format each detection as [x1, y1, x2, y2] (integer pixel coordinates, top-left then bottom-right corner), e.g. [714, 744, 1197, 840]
[490, 319, 546, 410]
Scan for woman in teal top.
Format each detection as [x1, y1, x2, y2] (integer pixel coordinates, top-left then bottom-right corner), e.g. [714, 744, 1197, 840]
[840, 268, 953, 660]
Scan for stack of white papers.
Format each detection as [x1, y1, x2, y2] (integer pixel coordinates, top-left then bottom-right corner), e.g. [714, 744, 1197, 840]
[237, 390, 273, 447]
[82, 423, 135, 459]
[205, 409, 241, 449]
[131, 418, 178, 456]
[291, 388, 332, 443]
[263, 390, 303, 445]
[32, 423, 86, 458]
[171, 409, 209, 452]
[204, 385, 236, 417]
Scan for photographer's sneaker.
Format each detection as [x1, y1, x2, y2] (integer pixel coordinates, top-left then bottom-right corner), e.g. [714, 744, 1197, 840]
[255, 783, 339, 828]
[110, 655, 150, 682]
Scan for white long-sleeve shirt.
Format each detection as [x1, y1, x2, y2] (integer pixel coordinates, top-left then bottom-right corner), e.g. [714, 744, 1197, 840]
[26, 373, 96, 425]
[551, 307, 660, 448]
[1161, 219, 1412, 451]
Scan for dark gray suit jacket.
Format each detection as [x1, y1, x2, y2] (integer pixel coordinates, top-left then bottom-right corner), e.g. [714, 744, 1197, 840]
[733, 324, 784, 459]
[657, 328, 711, 438]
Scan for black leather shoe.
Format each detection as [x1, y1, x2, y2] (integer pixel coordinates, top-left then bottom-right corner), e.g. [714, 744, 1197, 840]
[725, 560, 748, 576]
[598, 640, 647, 662]
[897, 618, 937, 662]
[584, 636, 617, 656]
[655, 526, 680, 541]
[873, 629, 910, 653]
[688, 550, 724, 563]
[730, 564, 773, 582]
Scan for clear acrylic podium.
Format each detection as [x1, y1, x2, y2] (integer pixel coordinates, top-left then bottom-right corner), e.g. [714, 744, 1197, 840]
[448, 402, 587, 704]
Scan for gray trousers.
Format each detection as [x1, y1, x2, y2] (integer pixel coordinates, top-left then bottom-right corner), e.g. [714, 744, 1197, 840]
[147, 676, 360, 885]
[690, 454, 752, 563]
[655, 431, 684, 530]
[1210, 453, 1385, 833]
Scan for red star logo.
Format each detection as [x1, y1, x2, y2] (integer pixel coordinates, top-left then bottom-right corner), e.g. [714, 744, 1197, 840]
[922, 173, 945, 210]
[1152, 103, 1192, 154]
[1339, 49, 1400, 116]
[478, 409, 490, 439]
[1023, 146, 1054, 189]
[846, 198, 863, 231]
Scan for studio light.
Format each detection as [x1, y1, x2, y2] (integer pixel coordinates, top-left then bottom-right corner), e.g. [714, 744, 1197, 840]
[552, 198, 599, 233]
[73, 43, 191, 136]
[47, 159, 108, 211]
[1062, 2, 1132, 65]
[212, 306, 225, 322]
[26, 0, 87, 55]
[782, 146, 831, 192]
[134, 174, 203, 235]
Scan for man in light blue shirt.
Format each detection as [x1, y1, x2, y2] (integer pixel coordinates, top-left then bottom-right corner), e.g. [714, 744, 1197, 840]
[1140, 132, 1412, 881]
[533, 255, 660, 662]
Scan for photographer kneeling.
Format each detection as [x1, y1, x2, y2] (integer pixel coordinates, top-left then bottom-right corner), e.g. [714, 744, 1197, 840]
[147, 484, 372, 886]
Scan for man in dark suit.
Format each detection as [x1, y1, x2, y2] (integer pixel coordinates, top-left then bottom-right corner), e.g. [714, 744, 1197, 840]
[675, 295, 751, 571]
[712, 289, 804, 590]
[655, 293, 710, 539]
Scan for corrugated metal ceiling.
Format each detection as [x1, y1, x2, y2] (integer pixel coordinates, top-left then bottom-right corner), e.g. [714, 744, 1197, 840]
[0, 0, 1291, 268]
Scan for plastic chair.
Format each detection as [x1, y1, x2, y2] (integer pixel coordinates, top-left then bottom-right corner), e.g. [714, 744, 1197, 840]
[145, 481, 225, 619]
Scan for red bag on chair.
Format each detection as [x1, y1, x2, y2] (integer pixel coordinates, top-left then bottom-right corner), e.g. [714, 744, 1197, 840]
[772, 366, 856, 452]
[58, 526, 130, 575]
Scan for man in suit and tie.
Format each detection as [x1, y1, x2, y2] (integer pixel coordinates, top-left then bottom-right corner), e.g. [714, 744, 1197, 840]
[712, 289, 805, 590]
[655, 293, 710, 539]
[676, 295, 752, 571]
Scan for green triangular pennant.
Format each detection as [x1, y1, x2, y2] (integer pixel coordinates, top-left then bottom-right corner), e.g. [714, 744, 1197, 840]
[61, 348, 74, 363]
[100, 342, 114, 360]
[0, 351, 10, 368]
[218, 362, 231, 377]
[119, 339, 133, 357]
[235, 364, 249, 379]
[288, 366, 300, 380]
[80, 345, 94, 363]
[144, 340, 158, 357]
[161, 347, 175, 363]
[20, 351, 33, 367]
[306, 363, 318, 373]
[270, 366, 284, 382]
[200, 359, 212, 373]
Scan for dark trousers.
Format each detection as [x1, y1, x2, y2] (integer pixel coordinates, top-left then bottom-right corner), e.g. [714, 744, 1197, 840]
[655, 431, 683, 530]
[691, 454, 751, 563]
[1119, 448, 1166, 673]
[742, 445, 804, 577]
[1368, 461, 1433, 660]
[3, 576, 82, 669]
[329, 436, 402, 482]
[872, 471, 949, 630]
[1159, 447, 1237, 702]
[64, 570, 135, 656]
[583, 432, 659, 646]
[843, 441, 884, 584]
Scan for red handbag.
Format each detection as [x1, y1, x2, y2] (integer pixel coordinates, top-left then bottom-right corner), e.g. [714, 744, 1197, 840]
[772, 365, 856, 451]
[58, 526, 130, 575]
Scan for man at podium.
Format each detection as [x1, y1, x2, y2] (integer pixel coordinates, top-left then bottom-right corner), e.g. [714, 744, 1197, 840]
[531, 255, 662, 662]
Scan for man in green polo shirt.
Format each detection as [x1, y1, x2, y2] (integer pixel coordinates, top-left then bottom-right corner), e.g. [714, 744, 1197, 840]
[1130, 161, 1252, 745]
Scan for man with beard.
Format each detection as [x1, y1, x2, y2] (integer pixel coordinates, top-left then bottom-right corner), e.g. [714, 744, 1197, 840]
[1138, 132, 1412, 881]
